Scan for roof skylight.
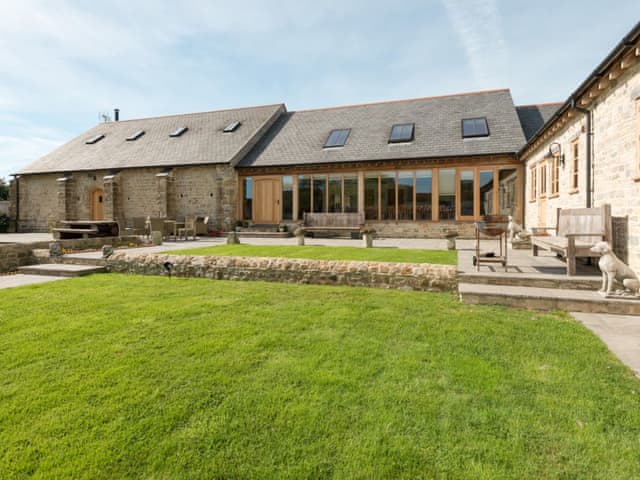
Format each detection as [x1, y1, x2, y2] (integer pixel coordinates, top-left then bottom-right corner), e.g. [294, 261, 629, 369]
[85, 134, 105, 145]
[462, 118, 489, 138]
[324, 129, 351, 148]
[389, 123, 414, 143]
[126, 130, 145, 141]
[169, 126, 188, 137]
[223, 121, 241, 133]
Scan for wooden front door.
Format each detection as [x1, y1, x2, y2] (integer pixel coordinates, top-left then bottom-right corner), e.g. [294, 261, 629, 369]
[92, 188, 105, 221]
[253, 177, 281, 224]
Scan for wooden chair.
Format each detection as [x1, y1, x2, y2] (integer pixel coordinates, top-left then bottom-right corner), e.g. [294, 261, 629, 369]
[178, 216, 196, 240]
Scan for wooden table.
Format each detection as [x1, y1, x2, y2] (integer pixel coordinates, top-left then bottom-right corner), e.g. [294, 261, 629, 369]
[54, 220, 119, 239]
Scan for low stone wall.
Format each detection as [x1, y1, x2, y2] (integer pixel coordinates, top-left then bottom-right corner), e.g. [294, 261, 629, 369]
[0, 244, 37, 272]
[369, 221, 477, 239]
[107, 252, 458, 292]
[0, 236, 144, 273]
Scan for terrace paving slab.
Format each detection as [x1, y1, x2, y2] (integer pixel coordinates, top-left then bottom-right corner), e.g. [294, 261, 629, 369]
[0, 274, 66, 289]
[18, 263, 105, 277]
[572, 312, 640, 377]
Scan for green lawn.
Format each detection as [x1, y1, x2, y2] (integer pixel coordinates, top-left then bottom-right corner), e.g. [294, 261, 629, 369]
[167, 244, 457, 265]
[1, 276, 639, 479]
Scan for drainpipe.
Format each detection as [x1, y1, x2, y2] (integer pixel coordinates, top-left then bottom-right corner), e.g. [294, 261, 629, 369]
[572, 98, 592, 208]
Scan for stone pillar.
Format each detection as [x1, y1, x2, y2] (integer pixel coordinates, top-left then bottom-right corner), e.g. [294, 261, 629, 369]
[155, 170, 174, 218]
[57, 175, 74, 222]
[357, 171, 365, 215]
[8, 178, 18, 232]
[103, 173, 123, 223]
[222, 168, 237, 231]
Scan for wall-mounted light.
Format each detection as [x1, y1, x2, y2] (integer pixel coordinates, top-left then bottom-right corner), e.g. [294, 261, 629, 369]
[549, 142, 565, 168]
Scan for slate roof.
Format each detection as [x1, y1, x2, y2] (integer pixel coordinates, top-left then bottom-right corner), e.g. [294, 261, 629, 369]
[239, 89, 527, 168]
[19, 104, 285, 174]
[516, 103, 562, 141]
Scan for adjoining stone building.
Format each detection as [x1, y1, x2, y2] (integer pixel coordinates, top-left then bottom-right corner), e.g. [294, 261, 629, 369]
[521, 21, 640, 272]
[12, 89, 534, 237]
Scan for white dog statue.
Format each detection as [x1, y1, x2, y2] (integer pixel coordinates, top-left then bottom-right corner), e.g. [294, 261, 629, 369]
[508, 216, 531, 241]
[590, 241, 640, 296]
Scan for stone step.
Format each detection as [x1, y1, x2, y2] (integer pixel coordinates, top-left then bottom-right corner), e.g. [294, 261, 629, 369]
[459, 282, 640, 315]
[459, 272, 600, 291]
[18, 263, 106, 277]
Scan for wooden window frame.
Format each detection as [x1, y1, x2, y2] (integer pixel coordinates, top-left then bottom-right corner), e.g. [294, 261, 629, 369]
[549, 155, 559, 197]
[529, 165, 537, 202]
[570, 139, 580, 192]
[538, 162, 547, 199]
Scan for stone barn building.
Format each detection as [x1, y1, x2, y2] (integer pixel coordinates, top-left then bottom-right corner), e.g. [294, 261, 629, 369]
[12, 89, 535, 238]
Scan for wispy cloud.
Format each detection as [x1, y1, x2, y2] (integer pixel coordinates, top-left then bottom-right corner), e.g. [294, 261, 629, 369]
[0, 135, 65, 178]
[441, 0, 509, 87]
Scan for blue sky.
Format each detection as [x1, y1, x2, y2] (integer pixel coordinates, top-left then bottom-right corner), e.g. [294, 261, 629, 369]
[1, 0, 638, 179]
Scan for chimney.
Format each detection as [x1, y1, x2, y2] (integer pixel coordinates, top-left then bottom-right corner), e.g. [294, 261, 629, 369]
[114, 108, 120, 121]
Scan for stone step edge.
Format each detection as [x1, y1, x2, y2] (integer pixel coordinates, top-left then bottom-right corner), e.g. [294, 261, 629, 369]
[458, 282, 640, 314]
[458, 272, 600, 290]
[18, 264, 106, 277]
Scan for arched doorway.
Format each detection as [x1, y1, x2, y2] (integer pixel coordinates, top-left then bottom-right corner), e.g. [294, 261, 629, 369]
[91, 188, 105, 220]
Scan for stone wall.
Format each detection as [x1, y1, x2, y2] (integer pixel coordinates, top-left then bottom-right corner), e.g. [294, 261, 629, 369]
[0, 236, 144, 273]
[16, 173, 59, 232]
[106, 252, 458, 292]
[0, 244, 37, 272]
[369, 221, 477, 239]
[523, 60, 640, 272]
[14, 165, 239, 232]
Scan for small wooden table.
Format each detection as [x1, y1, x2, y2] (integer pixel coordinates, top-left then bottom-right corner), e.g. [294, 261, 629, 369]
[474, 216, 509, 272]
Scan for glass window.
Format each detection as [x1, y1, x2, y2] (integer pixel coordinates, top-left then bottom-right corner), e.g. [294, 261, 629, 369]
[365, 173, 379, 220]
[539, 163, 547, 196]
[126, 130, 145, 141]
[389, 123, 414, 143]
[328, 175, 342, 213]
[462, 118, 489, 138]
[479, 170, 494, 216]
[298, 175, 311, 219]
[416, 170, 432, 220]
[460, 170, 474, 217]
[551, 156, 559, 195]
[343, 174, 358, 213]
[571, 141, 579, 190]
[438, 169, 456, 220]
[529, 166, 537, 201]
[324, 129, 350, 148]
[169, 127, 188, 137]
[398, 172, 413, 220]
[380, 172, 396, 220]
[243, 177, 252, 220]
[499, 168, 518, 219]
[223, 121, 241, 133]
[313, 175, 326, 213]
[282, 176, 293, 220]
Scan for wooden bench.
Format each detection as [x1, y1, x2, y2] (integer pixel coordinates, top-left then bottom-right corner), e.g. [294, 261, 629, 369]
[303, 212, 365, 237]
[53, 220, 119, 239]
[531, 204, 611, 275]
